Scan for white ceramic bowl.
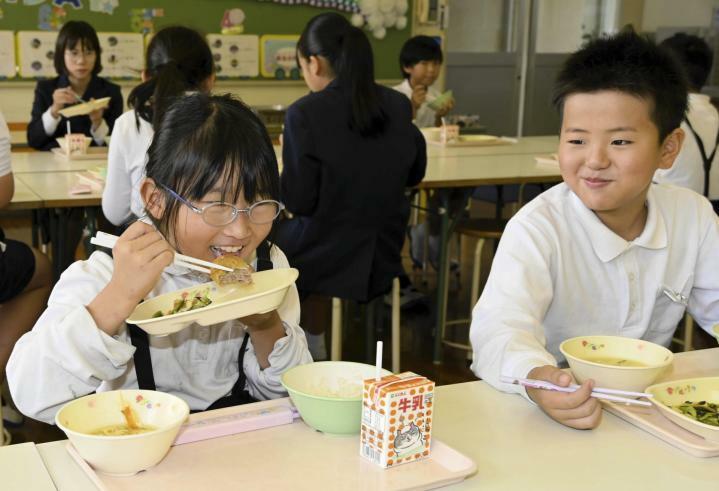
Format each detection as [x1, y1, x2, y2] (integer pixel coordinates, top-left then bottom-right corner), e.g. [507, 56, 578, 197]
[127, 268, 298, 336]
[712, 324, 719, 344]
[559, 335, 673, 392]
[281, 361, 392, 435]
[646, 377, 719, 443]
[56, 390, 189, 476]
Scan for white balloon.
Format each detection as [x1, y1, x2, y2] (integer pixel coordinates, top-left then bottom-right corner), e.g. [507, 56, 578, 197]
[395, 0, 409, 14]
[361, 0, 378, 14]
[383, 13, 397, 27]
[366, 13, 383, 30]
[372, 26, 387, 39]
[395, 16, 407, 30]
[350, 13, 365, 27]
[378, 0, 394, 14]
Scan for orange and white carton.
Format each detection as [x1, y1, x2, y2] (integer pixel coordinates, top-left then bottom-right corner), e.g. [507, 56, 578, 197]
[360, 372, 435, 468]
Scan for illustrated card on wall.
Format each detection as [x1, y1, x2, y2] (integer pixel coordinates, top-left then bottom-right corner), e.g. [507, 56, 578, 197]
[98, 32, 144, 78]
[259, 35, 300, 80]
[17, 31, 58, 78]
[207, 34, 259, 78]
[0, 31, 16, 78]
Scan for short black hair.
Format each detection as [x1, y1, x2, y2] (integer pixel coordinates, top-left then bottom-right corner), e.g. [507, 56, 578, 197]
[54, 21, 102, 76]
[660, 33, 713, 92]
[399, 35, 443, 79]
[145, 93, 279, 247]
[553, 31, 688, 141]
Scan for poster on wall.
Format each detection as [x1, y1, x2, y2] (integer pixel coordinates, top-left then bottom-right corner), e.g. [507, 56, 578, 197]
[97, 32, 143, 78]
[17, 30, 58, 78]
[207, 34, 259, 78]
[259, 35, 299, 79]
[0, 31, 16, 78]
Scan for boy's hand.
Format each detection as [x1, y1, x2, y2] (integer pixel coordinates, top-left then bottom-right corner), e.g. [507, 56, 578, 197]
[411, 84, 428, 111]
[436, 97, 455, 117]
[50, 88, 78, 118]
[526, 365, 602, 430]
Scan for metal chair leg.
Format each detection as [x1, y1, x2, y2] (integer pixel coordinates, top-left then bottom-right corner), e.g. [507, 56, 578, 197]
[331, 298, 342, 361]
[391, 278, 400, 373]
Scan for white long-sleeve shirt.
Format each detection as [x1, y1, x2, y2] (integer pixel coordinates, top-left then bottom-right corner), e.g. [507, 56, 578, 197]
[102, 110, 154, 225]
[7, 245, 313, 424]
[654, 93, 719, 200]
[470, 182, 719, 399]
[393, 79, 441, 128]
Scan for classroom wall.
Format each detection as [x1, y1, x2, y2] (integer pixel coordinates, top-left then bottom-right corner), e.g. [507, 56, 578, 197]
[445, 0, 505, 53]
[641, 0, 719, 31]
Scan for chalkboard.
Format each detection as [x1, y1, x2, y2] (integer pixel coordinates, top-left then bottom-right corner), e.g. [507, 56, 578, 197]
[0, 0, 411, 80]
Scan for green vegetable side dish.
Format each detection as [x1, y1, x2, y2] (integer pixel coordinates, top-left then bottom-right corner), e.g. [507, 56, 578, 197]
[672, 400, 719, 427]
[152, 288, 212, 318]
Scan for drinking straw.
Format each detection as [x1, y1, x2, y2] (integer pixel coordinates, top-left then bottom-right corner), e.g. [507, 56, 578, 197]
[375, 341, 383, 381]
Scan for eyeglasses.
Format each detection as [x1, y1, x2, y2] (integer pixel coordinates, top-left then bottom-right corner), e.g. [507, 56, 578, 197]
[159, 184, 284, 227]
[65, 49, 96, 61]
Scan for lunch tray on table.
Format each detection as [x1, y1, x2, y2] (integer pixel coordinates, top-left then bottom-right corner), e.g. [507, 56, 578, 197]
[602, 348, 719, 458]
[66, 399, 478, 491]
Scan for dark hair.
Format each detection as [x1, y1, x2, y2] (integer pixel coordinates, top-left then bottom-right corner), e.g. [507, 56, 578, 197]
[145, 93, 279, 245]
[128, 26, 214, 129]
[54, 21, 102, 76]
[660, 33, 713, 92]
[399, 35, 443, 79]
[297, 12, 386, 137]
[553, 31, 688, 141]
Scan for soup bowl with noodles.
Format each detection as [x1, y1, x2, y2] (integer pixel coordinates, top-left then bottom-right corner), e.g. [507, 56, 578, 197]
[559, 335, 673, 393]
[56, 389, 190, 476]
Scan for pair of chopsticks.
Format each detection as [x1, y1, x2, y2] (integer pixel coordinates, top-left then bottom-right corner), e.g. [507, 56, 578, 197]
[90, 231, 233, 275]
[499, 375, 652, 407]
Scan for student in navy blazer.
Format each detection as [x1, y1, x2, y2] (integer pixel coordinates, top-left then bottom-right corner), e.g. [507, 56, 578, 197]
[276, 13, 426, 306]
[27, 21, 123, 150]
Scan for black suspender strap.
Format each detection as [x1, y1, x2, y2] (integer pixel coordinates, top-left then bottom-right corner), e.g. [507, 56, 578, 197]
[685, 117, 719, 198]
[255, 240, 273, 273]
[128, 323, 156, 390]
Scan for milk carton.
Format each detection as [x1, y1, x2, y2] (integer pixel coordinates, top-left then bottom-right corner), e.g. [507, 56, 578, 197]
[360, 372, 435, 468]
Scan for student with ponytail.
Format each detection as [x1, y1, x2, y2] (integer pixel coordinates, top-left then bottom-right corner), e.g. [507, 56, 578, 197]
[275, 13, 426, 358]
[102, 26, 214, 226]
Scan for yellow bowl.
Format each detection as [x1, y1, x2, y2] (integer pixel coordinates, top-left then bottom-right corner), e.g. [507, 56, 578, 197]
[559, 335, 673, 392]
[646, 377, 719, 443]
[56, 390, 189, 476]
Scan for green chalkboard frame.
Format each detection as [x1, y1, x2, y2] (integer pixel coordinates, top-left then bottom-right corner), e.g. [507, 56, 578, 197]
[0, 0, 411, 80]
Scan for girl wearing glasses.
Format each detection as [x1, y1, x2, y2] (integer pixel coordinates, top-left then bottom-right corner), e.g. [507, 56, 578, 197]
[27, 21, 123, 150]
[102, 26, 215, 227]
[8, 94, 312, 422]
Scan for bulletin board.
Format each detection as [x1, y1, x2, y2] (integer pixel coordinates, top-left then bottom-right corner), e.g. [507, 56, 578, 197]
[0, 0, 412, 80]
[16, 30, 58, 78]
[0, 31, 15, 78]
[96, 32, 144, 78]
[207, 34, 259, 78]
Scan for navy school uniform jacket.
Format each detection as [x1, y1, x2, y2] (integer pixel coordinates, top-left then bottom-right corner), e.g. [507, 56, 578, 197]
[275, 80, 427, 302]
[27, 74, 123, 150]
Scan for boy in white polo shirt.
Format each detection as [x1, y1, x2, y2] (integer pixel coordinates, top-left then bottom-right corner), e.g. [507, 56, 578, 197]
[470, 31, 719, 430]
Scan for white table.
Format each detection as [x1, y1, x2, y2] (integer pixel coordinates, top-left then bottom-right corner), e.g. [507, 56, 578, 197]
[11, 151, 106, 174]
[8, 350, 715, 490]
[425, 135, 558, 158]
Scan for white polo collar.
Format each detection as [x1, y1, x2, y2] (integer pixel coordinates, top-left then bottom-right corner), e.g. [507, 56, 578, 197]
[569, 185, 667, 263]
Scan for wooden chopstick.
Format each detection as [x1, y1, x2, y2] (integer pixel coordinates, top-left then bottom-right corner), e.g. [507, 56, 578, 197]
[91, 232, 231, 273]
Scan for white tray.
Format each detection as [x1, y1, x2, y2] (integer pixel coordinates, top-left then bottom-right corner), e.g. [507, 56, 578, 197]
[127, 268, 298, 336]
[59, 97, 111, 118]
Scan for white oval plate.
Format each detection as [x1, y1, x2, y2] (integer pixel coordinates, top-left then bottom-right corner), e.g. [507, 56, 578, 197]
[127, 268, 298, 336]
[59, 96, 111, 118]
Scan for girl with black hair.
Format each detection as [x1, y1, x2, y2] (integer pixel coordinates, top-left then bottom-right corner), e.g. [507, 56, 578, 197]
[8, 94, 312, 422]
[27, 20, 123, 150]
[102, 26, 215, 226]
[275, 13, 426, 357]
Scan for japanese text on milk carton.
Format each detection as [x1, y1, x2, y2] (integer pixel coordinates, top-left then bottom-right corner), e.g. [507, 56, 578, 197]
[360, 372, 435, 468]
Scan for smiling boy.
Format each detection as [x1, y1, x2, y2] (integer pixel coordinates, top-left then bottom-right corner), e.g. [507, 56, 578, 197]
[470, 31, 719, 429]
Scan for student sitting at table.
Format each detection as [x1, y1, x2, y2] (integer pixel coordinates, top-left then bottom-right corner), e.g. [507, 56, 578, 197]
[0, 110, 52, 430]
[470, 31, 719, 429]
[654, 33, 719, 213]
[274, 13, 426, 358]
[7, 94, 312, 423]
[102, 26, 215, 227]
[393, 35, 453, 128]
[27, 21, 123, 151]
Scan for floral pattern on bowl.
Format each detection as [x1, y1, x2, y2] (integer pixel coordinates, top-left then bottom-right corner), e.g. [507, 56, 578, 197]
[581, 340, 605, 350]
[665, 384, 697, 396]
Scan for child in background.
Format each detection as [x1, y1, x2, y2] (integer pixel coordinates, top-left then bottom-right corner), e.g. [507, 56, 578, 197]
[274, 13, 426, 358]
[0, 110, 52, 431]
[655, 33, 719, 212]
[393, 35, 454, 127]
[27, 21, 123, 150]
[102, 26, 215, 227]
[8, 94, 312, 423]
[470, 31, 719, 429]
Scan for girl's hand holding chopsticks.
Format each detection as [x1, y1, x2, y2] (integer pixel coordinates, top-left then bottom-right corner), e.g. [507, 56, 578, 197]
[87, 222, 174, 336]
